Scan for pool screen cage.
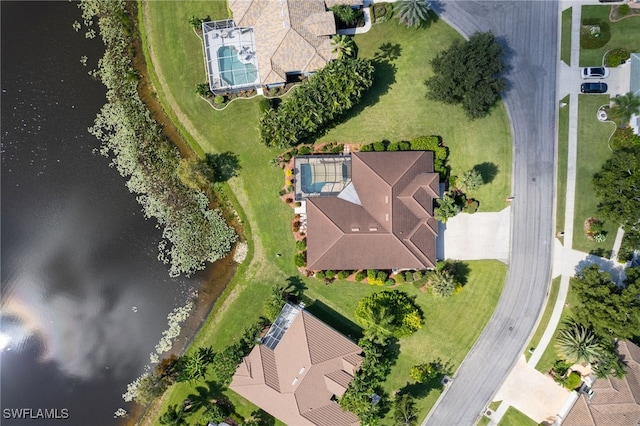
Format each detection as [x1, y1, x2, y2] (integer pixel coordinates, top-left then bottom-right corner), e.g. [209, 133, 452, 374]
[202, 20, 261, 94]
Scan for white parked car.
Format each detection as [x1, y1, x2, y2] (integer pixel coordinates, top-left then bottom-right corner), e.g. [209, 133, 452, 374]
[581, 67, 610, 79]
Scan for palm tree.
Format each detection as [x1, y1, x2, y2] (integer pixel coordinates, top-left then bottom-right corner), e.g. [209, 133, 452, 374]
[435, 193, 459, 223]
[159, 404, 187, 426]
[331, 35, 355, 59]
[457, 169, 483, 193]
[609, 92, 640, 127]
[356, 304, 396, 343]
[430, 269, 457, 298]
[396, 0, 432, 28]
[555, 323, 602, 365]
[393, 393, 418, 426]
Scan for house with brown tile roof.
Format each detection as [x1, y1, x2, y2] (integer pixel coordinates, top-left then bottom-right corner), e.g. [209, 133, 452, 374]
[295, 151, 440, 271]
[230, 303, 363, 426]
[562, 340, 640, 426]
[225, 0, 362, 88]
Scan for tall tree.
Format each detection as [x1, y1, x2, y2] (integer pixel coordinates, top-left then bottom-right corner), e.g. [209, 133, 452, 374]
[425, 32, 506, 119]
[555, 322, 602, 364]
[331, 35, 356, 59]
[396, 0, 432, 28]
[159, 404, 187, 426]
[572, 265, 640, 340]
[592, 145, 640, 229]
[393, 393, 418, 426]
[609, 92, 640, 127]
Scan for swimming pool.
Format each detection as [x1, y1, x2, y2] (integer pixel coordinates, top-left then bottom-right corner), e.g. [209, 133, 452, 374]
[217, 46, 258, 87]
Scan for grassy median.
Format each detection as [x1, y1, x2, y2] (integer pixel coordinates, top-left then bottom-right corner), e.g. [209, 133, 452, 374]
[561, 7, 572, 65]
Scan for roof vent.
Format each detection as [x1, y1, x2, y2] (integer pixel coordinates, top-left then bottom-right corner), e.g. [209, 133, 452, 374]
[351, 227, 360, 232]
[369, 227, 378, 232]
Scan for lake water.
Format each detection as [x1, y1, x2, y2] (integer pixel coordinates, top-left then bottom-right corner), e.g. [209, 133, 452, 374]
[1, 2, 217, 424]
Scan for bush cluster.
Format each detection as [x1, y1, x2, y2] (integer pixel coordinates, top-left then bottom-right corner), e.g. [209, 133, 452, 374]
[259, 58, 374, 148]
[580, 18, 611, 49]
[610, 127, 640, 150]
[372, 2, 395, 23]
[367, 269, 389, 286]
[605, 48, 631, 67]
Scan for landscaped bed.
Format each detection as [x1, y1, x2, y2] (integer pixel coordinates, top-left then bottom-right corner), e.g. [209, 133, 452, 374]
[139, 1, 511, 424]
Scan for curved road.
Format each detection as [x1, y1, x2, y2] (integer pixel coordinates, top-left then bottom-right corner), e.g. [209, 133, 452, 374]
[425, 1, 558, 425]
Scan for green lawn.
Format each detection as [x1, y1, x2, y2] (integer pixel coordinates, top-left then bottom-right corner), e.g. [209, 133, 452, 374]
[318, 19, 512, 212]
[535, 279, 580, 374]
[498, 407, 537, 426]
[557, 97, 569, 239]
[561, 7, 572, 65]
[140, 1, 510, 424]
[573, 95, 617, 255]
[579, 5, 640, 67]
[525, 277, 561, 361]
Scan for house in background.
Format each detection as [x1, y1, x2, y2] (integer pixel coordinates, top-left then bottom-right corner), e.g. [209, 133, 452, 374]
[295, 151, 440, 271]
[561, 340, 640, 426]
[230, 303, 363, 426]
[202, 0, 364, 94]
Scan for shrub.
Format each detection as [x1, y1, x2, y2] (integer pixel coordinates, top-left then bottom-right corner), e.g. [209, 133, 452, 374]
[315, 270, 326, 280]
[617, 4, 630, 16]
[413, 271, 423, 281]
[294, 252, 306, 267]
[360, 143, 374, 152]
[463, 199, 480, 213]
[605, 48, 631, 67]
[285, 169, 294, 177]
[355, 270, 367, 282]
[580, 18, 611, 49]
[394, 273, 405, 284]
[610, 126, 640, 150]
[338, 270, 350, 280]
[213, 95, 225, 105]
[410, 136, 448, 176]
[589, 218, 605, 235]
[404, 271, 415, 282]
[594, 233, 607, 243]
[565, 372, 582, 390]
[373, 2, 394, 23]
[325, 270, 336, 280]
[377, 270, 389, 282]
[373, 141, 386, 151]
[282, 152, 292, 162]
[287, 185, 294, 192]
[298, 145, 313, 155]
[384, 279, 395, 287]
[296, 239, 307, 251]
[278, 189, 287, 196]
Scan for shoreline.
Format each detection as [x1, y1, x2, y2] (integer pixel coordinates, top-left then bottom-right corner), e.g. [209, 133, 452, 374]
[116, 2, 245, 424]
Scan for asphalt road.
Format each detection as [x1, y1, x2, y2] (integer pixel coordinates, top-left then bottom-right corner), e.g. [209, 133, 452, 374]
[424, 2, 558, 425]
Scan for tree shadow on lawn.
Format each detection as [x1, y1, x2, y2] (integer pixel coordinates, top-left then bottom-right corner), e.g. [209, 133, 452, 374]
[307, 43, 400, 143]
[184, 380, 226, 413]
[305, 299, 363, 341]
[205, 151, 241, 182]
[448, 260, 470, 287]
[473, 162, 499, 184]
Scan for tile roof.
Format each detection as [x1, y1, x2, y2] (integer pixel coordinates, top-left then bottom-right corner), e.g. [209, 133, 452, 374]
[563, 341, 640, 426]
[230, 303, 362, 426]
[228, 0, 354, 86]
[306, 151, 440, 270]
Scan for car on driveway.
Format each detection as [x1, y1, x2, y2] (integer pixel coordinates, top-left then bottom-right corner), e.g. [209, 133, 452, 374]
[581, 82, 608, 94]
[581, 67, 609, 79]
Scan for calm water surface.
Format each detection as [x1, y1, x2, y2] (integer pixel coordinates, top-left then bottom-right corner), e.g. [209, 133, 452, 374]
[1, 2, 209, 424]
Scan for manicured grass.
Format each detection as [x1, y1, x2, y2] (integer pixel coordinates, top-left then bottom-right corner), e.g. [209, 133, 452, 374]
[478, 415, 491, 426]
[318, 19, 512, 212]
[498, 407, 537, 426]
[561, 7, 573, 65]
[140, 1, 510, 424]
[525, 277, 561, 361]
[573, 95, 617, 255]
[557, 97, 569, 239]
[535, 279, 580, 374]
[579, 5, 640, 67]
[305, 261, 507, 423]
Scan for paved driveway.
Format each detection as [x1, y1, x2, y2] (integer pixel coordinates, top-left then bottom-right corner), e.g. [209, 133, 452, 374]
[438, 208, 511, 262]
[492, 355, 571, 424]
